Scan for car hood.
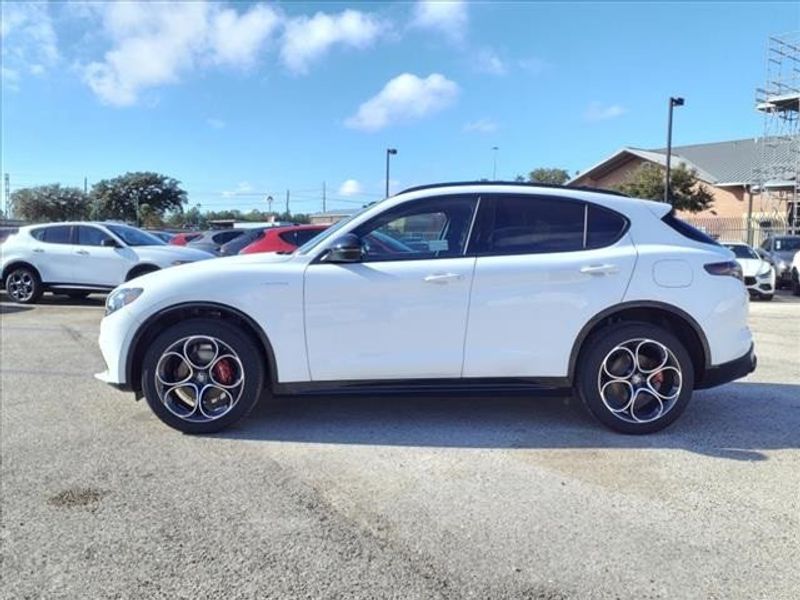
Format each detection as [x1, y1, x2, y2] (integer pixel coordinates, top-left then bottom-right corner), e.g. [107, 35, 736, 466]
[735, 258, 767, 277]
[133, 245, 214, 261]
[769, 250, 797, 264]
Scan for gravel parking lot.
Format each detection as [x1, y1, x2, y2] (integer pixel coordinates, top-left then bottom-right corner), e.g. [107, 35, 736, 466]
[1, 292, 798, 600]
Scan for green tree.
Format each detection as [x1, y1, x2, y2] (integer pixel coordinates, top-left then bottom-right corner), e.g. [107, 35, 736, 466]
[91, 172, 187, 224]
[10, 184, 91, 222]
[527, 167, 570, 185]
[616, 163, 714, 213]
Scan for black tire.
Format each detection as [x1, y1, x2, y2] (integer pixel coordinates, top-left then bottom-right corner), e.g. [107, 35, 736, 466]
[141, 318, 266, 434]
[576, 322, 695, 434]
[760, 293, 774, 302]
[4, 266, 43, 304]
[126, 265, 159, 282]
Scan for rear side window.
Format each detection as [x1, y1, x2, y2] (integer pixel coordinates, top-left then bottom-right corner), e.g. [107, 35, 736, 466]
[213, 230, 242, 244]
[293, 229, 323, 246]
[473, 195, 585, 254]
[661, 211, 719, 246]
[278, 231, 297, 246]
[586, 205, 628, 249]
[35, 225, 73, 244]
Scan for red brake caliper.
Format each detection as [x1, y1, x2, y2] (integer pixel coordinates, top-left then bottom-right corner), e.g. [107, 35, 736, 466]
[213, 359, 234, 385]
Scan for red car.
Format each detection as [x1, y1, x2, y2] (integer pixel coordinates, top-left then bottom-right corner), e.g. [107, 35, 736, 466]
[169, 232, 203, 246]
[239, 224, 328, 254]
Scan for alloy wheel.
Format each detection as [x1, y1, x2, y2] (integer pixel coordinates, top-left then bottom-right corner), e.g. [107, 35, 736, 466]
[597, 338, 683, 424]
[154, 335, 245, 423]
[7, 269, 35, 302]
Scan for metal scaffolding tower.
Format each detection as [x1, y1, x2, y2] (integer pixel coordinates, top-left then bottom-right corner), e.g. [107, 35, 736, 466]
[755, 31, 800, 233]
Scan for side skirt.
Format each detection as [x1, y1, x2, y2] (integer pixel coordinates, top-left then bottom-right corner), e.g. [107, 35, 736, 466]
[273, 377, 572, 397]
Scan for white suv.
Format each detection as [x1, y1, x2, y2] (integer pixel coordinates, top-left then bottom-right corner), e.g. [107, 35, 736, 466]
[95, 183, 756, 434]
[2, 222, 212, 303]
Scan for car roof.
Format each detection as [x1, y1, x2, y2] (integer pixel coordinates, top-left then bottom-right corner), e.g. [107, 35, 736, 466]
[399, 180, 628, 197]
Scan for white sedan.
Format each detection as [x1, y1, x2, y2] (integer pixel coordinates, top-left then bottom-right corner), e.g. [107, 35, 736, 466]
[2, 222, 212, 303]
[722, 242, 775, 301]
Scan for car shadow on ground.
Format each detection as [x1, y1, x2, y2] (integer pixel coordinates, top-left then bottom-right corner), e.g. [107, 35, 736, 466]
[0, 292, 105, 307]
[212, 381, 799, 461]
[0, 304, 35, 315]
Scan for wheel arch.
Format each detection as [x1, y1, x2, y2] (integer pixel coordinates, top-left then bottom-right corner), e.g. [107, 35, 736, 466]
[125, 263, 160, 282]
[568, 301, 711, 385]
[126, 302, 279, 393]
[2, 261, 42, 284]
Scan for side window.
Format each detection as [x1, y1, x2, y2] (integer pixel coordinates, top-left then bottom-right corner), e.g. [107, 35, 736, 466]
[354, 195, 477, 261]
[30, 228, 46, 241]
[76, 226, 112, 247]
[215, 231, 241, 244]
[586, 205, 628, 249]
[278, 231, 297, 246]
[475, 195, 585, 255]
[294, 229, 323, 246]
[41, 225, 73, 245]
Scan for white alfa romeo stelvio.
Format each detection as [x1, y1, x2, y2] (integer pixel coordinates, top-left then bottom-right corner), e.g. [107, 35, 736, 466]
[96, 182, 756, 435]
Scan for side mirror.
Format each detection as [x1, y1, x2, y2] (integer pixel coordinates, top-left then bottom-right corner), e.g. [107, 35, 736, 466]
[102, 238, 121, 248]
[322, 233, 363, 263]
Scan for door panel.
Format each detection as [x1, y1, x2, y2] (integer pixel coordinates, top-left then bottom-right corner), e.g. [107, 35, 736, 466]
[32, 225, 75, 283]
[72, 226, 130, 286]
[304, 257, 476, 380]
[462, 240, 637, 378]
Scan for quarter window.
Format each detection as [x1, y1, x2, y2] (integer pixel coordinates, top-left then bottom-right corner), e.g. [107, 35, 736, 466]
[586, 205, 628, 249]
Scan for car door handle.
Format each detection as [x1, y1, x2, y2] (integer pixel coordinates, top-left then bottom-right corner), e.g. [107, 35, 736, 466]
[424, 272, 463, 284]
[580, 264, 618, 276]
[32, 248, 44, 253]
[76, 250, 90, 256]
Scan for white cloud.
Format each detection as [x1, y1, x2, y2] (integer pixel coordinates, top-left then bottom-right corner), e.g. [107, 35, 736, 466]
[207, 118, 226, 129]
[338, 179, 362, 196]
[584, 102, 627, 122]
[1, 2, 59, 83]
[518, 57, 549, 75]
[463, 119, 498, 134]
[222, 181, 254, 197]
[345, 73, 459, 132]
[474, 48, 506, 76]
[411, 0, 467, 42]
[280, 9, 385, 74]
[82, 2, 280, 106]
[1, 67, 20, 92]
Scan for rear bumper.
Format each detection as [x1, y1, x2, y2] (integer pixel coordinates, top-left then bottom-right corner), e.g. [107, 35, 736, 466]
[696, 344, 757, 389]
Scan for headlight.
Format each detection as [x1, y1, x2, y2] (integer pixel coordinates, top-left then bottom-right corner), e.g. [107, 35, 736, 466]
[756, 262, 772, 277]
[105, 287, 143, 316]
[777, 260, 788, 271]
[171, 260, 193, 266]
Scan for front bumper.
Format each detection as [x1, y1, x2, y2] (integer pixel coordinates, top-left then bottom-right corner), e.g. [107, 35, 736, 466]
[696, 344, 757, 389]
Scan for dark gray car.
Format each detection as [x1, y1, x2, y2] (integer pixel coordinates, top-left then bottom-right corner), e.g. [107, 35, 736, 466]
[187, 229, 246, 255]
[758, 235, 800, 288]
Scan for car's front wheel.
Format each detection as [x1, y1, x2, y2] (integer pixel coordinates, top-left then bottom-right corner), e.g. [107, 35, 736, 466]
[576, 322, 694, 434]
[141, 318, 265, 434]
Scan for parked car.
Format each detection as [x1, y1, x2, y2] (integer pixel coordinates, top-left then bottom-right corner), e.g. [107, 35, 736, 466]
[187, 229, 247, 254]
[2, 222, 212, 303]
[169, 232, 203, 246]
[146, 230, 176, 243]
[721, 242, 775, 301]
[791, 250, 800, 296]
[96, 182, 756, 435]
[757, 234, 800, 288]
[239, 224, 328, 254]
[218, 228, 268, 256]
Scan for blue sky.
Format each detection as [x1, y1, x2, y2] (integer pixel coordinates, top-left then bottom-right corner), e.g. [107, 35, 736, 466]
[2, 1, 799, 215]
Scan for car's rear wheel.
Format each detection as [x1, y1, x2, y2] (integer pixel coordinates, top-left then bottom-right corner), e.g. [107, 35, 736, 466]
[576, 322, 694, 434]
[5, 267, 43, 304]
[141, 318, 265, 434]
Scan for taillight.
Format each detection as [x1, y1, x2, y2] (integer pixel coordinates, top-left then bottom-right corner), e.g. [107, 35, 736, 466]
[704, 261, 743, 281]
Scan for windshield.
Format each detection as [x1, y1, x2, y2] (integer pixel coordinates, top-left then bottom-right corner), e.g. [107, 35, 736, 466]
[723, 244, 757, 259]
[106, 224, 166, 246]
[295, 202, 384, 255]
[774, 237, 800, 252]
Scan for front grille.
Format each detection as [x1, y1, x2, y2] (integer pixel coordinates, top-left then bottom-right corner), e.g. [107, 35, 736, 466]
[744, 276, 756, 286]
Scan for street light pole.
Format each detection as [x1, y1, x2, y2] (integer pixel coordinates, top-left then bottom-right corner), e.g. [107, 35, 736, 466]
[665, 96, 684, 204]
[492, 146, 499, 180]
[385, 148, 397, 198]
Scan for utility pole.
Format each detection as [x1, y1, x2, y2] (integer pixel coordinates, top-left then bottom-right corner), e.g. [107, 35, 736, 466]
[83, 176, 88, 194]
[3, 173, 9, 218]
[385, 148, 397, 198]
[266, 195, 274, 216]
[665, 96, 685, 204]
[322, 181, 327, 213]
[492, 146, 499, 180]
[285, 189, 290, 217]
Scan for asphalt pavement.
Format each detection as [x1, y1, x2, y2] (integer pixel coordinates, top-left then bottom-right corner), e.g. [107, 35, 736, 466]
[1, 291, 798, 599]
